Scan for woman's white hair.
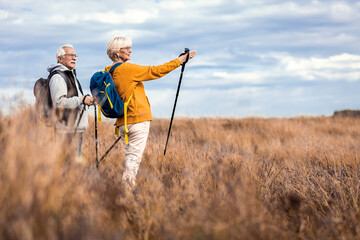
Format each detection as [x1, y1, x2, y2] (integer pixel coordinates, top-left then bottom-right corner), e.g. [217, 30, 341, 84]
[107, 36, 132, 61]
[56, 44, 74, 61]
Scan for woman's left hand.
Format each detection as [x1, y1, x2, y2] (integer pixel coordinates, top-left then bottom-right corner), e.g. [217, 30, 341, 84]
[178, 50, 197, 64]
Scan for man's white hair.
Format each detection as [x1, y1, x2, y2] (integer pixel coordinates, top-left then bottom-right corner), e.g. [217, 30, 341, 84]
[56, 44, 74, 60]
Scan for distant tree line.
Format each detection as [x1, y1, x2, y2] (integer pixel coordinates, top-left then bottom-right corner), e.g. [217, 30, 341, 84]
[333, 109, 360, 118]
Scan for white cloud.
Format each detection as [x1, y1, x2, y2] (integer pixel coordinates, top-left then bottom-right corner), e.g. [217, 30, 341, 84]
[45, 8, 159, 25]
[0, 9, 10, 20]
[240, 2, 323, 19]
[330, 2, 355, 21]
[196, 52, 360, 86]
[159, 1, 186, 9]
[91, 9, 159, 24]
[146, 85, 346, 118]
[212, 72, 264, 84]
[278, 53, 360, 82]
[202, 0, 360, 29]
[146, 87, 269, 118]
[0, 87, 34, 115]
[1, 0, 360, 117]
[0, 87, 33, 101]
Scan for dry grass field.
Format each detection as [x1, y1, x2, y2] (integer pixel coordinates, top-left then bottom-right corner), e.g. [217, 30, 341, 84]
[0, 106, 359, 240]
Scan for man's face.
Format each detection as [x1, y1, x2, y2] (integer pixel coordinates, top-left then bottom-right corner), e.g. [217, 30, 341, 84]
[58, 47, 77, 70]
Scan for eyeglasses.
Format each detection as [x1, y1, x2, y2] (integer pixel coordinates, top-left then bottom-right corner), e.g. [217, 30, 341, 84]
[63, 53, 78, 58]
[121, 47, 132, 51]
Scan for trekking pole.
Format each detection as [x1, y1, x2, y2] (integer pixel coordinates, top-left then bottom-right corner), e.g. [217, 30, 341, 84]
[94, 105, 99, 165]
[73, 105, 86, 135]
[96, 135, 122, 168]
[164, 48, 190, 156]
[93, 104, 122, 168]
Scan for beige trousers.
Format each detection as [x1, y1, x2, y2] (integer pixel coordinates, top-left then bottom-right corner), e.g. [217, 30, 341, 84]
[119, 121, 150, 190]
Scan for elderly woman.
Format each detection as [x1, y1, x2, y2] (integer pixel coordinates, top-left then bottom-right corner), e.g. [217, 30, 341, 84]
[105, 35, 196, 190]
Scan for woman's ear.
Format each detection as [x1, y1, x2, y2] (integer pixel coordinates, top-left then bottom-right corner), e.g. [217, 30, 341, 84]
[113, 52, 120, 60]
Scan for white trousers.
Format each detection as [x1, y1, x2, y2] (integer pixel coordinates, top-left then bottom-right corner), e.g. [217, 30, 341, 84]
[119, 121, 150, 190]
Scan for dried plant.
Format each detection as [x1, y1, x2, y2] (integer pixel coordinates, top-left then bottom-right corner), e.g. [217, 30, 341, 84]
[0, 106, 359, 240]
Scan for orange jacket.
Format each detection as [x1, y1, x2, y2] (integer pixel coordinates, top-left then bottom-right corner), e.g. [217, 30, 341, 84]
[105, 58, 181, 126]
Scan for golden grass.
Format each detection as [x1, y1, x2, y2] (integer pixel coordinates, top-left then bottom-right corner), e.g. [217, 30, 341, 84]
[1, 106, 359, 239]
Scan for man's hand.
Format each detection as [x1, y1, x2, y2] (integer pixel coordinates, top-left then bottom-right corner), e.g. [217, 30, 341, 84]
[82, 95, 95, 106]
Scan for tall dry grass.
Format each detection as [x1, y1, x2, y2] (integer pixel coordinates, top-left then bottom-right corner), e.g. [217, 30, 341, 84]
[0, 105, 359, 239]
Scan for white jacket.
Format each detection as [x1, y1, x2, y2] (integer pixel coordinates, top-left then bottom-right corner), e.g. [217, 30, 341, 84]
[47, 63, 88, 133]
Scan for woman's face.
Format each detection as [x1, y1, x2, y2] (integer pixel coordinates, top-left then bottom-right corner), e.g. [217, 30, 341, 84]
[118, 46, 132, 62]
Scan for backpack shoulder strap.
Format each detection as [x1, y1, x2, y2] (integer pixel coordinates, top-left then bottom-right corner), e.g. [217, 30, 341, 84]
[46, 71, 67, 105]
[47, 71, 69, 101]
[49, 70, 83, 95]
[73, 69, 84, 95]
[109, 62, 122, 73]
[48, 70, 67, 83]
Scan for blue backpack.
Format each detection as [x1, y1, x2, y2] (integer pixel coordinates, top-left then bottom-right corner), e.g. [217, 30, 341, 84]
[90, 63, 124, 118]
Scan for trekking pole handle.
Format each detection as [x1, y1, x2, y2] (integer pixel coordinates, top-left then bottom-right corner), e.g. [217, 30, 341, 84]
[179, 48, 190, 65]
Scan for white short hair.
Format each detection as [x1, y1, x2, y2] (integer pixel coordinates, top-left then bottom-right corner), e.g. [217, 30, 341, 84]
[56, 44, 74, 60]
[106, 36, 132, 61]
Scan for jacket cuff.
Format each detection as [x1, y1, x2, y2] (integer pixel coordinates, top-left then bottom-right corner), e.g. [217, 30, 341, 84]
[82, 94, 90, 105]
[174, 58, 181, 66]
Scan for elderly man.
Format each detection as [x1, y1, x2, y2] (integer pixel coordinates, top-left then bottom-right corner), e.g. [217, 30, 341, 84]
[47, 44, 94, 159]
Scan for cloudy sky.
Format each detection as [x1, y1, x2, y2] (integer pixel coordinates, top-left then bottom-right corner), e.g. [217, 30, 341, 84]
[1, 0, 360, 118]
